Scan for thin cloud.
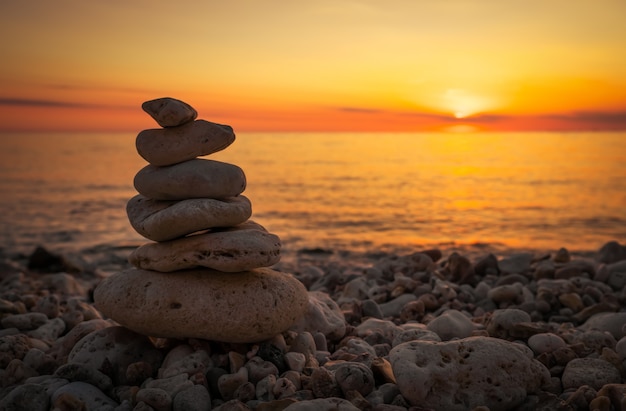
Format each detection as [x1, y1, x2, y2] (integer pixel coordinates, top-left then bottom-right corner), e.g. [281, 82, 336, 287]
[543, 111, 626, 124]
[335, 106, 451, 121]
[336, 107, 383, 114]
[0, 97, 133, 110]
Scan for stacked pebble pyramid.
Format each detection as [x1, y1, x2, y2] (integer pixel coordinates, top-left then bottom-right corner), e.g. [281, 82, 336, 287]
[94, 97, 308, 343]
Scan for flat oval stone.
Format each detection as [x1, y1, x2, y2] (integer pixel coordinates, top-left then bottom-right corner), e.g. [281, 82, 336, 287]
[93, 268, 309, 343]
[128, 222, 281, 272]
[134, 159, 246, 200]
[136, 120, 236, 166]
[142, 97, 197, 127]
[126, 195, 252, 242]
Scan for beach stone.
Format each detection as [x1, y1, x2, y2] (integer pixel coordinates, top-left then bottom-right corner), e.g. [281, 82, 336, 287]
[94, 267, 308, 343]
[54, 362, 113, 393]
[485, 308, 531, 339]
[128, 222, 281, 272]
[488, 283, 524, 305]
[33, 294, 60, 318]
[607, 260, 626, 290]
[134, 159, 246, 201]
[137, 120, 235, 166]
[0, 333, 32, 368]
[426, 309, 475, 341]
[159, 350, 212, 379]
[554, 247, 571, 263]
[334, 362, 375, 397]
[498, 253, 533, 274]
[127, 195, 252, 241]
[136, 387, 172, 411]
[47, 319, 112, 363]
[2, 358, 38, 387]
[474, 253, 500, 276]
[580, 312, 626, 339]
[67, 326, 163, 385]
[142, 97, 197, 127]
[39, 273, 86, 296]
[0, 383, 49, 411]
[1, 312, 48, 330]
[173, 384, 211, 411]
[598, 241, 626, 264]
[355, 318, 402, 343]
[562, 358, 621, 390]
[146, 374, 194, 399]
[51, 381, 118, 410]
[389, 336, 549, 410]
[379, 294, 418, 318]
[27, 317, 65, 343]
[527, 333, 566, 355]
[290, 291, 346, 340]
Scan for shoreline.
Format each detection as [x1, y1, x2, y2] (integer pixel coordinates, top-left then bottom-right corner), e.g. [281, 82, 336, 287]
[1, 240, 625, 409]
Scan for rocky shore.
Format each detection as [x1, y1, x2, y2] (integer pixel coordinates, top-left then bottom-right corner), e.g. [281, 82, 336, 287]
[1, 240, 626, 410]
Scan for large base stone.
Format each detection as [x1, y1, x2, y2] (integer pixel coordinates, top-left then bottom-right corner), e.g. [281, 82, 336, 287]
[94, 268, 308, 343]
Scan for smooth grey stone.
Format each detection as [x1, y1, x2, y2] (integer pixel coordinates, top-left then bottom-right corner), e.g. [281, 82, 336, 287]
[136, 119, 235, 166]
[127, 194, 252, 241]
[128, 222, 280, 272]
[134, 159, 246, 201]
[94, 267, 309, 343]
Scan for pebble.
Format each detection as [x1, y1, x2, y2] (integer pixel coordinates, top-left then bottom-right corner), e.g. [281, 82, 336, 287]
[597, 240, 626, 264]
[425, 309, 476, 340]
[127, 194, 252, 242]
[485, 308, 532, 339]
[1, 312, 48, 330]
[580, 312, 626, 339]
[527, 333, 566, 354]
[136, 119, 234, 166]
[290, 291, 346, 340]
[498, 252, 533, 274]
[172, 384, 212, 411]
[133, 158, 246, 201]
[562, 357, 621, 390]
[94, 268, 308, 343]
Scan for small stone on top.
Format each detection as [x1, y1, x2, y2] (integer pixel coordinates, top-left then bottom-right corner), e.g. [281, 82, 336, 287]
[142, 97, 197, 127]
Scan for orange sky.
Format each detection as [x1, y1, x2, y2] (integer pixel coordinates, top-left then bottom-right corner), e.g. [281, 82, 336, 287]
[1, 1, 626, 132]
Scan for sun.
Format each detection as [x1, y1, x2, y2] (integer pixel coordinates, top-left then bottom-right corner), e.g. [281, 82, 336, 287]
[444, 89, 493, 119]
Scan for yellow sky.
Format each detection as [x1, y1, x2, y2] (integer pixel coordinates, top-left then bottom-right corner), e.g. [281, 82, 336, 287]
[1, 0, 626, 131]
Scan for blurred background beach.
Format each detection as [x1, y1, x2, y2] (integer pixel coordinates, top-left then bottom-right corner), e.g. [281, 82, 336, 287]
[1, 1, 625, 264]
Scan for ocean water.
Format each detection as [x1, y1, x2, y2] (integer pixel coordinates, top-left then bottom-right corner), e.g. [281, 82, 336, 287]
[0, 132, 625, 262]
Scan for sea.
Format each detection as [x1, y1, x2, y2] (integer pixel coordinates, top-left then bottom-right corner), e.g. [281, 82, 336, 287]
[0, 132, 625, 265]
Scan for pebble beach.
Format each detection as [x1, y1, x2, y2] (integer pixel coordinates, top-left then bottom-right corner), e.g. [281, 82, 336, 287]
[1, 240, 626, 410]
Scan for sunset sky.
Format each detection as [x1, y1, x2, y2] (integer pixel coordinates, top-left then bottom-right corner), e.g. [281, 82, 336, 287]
[1, 1, 626, 132]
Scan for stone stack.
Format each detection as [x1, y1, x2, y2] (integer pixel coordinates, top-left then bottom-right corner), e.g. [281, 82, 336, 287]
[94, 97, 308, 343]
